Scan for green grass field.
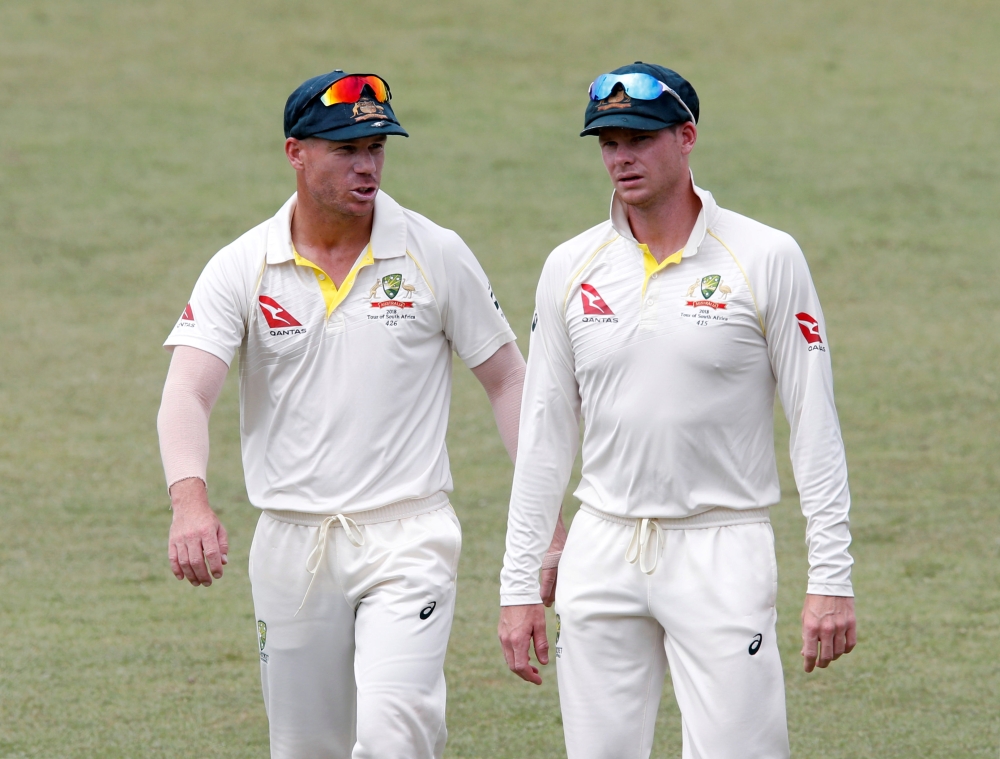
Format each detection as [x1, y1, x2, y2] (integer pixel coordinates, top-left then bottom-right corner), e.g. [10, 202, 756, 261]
[1, 0, 999, 756]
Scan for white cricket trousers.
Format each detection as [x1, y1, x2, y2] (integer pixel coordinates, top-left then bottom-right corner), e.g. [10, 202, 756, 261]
[555, 506, 790, 759]
[248, 494, 461, 759]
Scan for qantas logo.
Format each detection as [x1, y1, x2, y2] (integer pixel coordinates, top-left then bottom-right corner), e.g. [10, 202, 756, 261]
[580, 284, 618, 323]
[580, 284, 614, 315]
[175, 303, 196, 328]
[259, 296, 301, 327]
[795, 312, 826, 351]
[259, 296, 306, 336]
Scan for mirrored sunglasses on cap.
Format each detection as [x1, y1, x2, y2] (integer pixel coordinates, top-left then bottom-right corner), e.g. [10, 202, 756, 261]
[588, 72, 696, 123]
[320, 75, 391, 106]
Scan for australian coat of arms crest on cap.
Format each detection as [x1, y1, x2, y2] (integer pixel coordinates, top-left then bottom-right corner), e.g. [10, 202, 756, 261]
[352, 99, 387, 122]
[596, 87, 632, 111]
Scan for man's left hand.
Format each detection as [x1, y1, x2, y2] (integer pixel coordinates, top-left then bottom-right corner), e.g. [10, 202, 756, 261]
[801, 594, 856, 672]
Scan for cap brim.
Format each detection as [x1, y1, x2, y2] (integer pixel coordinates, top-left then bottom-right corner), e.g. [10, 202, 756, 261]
[580, 113, 681, 136]
[309, 121, 409, 141]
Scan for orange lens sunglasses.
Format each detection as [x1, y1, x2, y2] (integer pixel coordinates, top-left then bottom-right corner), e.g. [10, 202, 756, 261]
[320, 75, 391, 106]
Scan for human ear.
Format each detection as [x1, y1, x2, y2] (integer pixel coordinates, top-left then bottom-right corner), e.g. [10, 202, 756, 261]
[679, 123, 698, 155]
[285, 138, 306, 171]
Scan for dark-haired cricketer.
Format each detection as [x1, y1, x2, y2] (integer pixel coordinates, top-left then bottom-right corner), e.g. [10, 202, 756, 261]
[498, 63, 857, 758]
[157, 70, 529, 758]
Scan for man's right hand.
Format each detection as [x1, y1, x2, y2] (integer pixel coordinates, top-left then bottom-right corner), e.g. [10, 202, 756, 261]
[168, 478, 229, 587]
[498, 604, 549, 685]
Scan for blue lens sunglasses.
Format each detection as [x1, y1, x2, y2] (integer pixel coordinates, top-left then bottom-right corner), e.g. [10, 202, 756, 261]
[588, 73, 696, 124]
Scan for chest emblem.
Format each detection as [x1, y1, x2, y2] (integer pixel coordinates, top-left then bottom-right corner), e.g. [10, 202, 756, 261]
[681, 275, 733, 327]
[699, 274, 721, 300]
[369, 273, 415, 309]
[685, 275, 732, 310]
[381, 273, 402, 299]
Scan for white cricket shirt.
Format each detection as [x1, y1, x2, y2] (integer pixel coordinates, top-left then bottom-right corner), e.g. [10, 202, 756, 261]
[500, 179, 853, 604]
[164, 190, 515, 515]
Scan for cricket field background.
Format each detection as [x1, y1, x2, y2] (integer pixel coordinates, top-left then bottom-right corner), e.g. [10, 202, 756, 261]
[1, 1, 998, 756]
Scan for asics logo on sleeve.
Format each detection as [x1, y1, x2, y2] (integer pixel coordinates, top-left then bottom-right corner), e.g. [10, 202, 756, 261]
[795, 312, 822, 344]
[580, 284, 615, 315]
[259, 296, 303, 328]
[749, 633, 762, 656]
[419, 601, 437, 620]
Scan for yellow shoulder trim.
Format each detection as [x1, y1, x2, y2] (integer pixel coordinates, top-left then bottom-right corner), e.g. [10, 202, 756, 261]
[562, 235, 619, 313]
[405, 250, 436, 300]
[707, 229, 765, 336]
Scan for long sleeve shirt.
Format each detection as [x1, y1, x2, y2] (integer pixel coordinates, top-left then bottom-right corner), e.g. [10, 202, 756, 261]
[500, 181, 853, 605]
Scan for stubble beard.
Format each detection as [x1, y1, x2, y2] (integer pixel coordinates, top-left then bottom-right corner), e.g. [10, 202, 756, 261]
[306, 177, 378, 220]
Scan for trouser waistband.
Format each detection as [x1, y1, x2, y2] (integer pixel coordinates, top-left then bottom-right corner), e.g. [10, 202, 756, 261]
[265, 492, 452, 615]
[264, 491, 450, 527]
[579, 503, 770, 530]
[581, 504, 771, 576]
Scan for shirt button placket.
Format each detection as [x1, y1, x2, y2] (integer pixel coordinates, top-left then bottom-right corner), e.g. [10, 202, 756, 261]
[640, 271, 659, 330]
[326, 310, 345, 334]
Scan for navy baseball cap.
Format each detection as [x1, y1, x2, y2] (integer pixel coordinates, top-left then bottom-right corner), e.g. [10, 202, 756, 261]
[284, 70, 409, 142]
[581, 62, 699, 137]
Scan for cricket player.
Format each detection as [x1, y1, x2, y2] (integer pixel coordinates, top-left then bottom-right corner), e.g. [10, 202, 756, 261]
[157, 70, 530, 758]
[498, 62, 857, 758]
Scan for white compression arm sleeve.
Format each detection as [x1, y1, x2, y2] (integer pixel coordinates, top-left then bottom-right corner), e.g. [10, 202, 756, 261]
[470, 341, 526, 464]
[156, 346, 229, 491]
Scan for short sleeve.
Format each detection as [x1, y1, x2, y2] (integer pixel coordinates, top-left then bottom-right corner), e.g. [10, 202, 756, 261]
[163, 245, 259, 366]
[436, 232, 516, 368]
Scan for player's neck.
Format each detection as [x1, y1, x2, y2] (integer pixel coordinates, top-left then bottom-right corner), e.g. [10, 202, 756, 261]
[625, 177, 701, 263]
[291, 193, 374, 284]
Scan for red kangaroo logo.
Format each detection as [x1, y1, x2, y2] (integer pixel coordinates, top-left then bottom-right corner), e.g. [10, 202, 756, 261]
[580, 284, 614, 315]
[259, 296, 302, 328]
[795, 312, 823, 344]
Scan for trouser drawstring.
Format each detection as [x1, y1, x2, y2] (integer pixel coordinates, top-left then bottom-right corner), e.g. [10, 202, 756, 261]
[295, 514, 365, 615]
[625, 518, 662, 574]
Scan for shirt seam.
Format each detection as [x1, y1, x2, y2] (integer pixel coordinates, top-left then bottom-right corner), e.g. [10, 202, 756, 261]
[706, 229, 765, 336]
[561, 235, 620, 314]
[405, 249, 444, 329]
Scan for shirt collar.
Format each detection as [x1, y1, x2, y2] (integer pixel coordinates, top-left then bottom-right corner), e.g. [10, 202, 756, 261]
[609, 170, 718, 260]
[266, 189, 408, 265]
